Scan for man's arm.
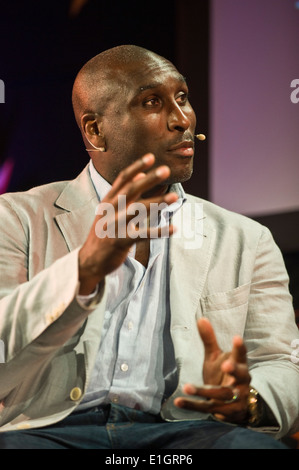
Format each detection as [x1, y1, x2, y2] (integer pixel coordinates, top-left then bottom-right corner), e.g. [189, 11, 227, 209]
[0, 154, 177, 398]
[174, 226, 299, 437]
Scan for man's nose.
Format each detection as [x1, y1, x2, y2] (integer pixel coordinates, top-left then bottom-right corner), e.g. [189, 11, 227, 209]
[167, 103, 191, 132]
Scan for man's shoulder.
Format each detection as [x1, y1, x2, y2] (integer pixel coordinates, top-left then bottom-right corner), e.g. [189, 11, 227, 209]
[0, 179, 70, 210]
[0, 165, 92, 214]
[185, 193, 267, 237]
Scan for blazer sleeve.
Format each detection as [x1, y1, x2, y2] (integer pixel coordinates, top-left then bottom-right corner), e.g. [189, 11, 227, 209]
[0, 196, 104, 399]
[245, 226, 299, 437]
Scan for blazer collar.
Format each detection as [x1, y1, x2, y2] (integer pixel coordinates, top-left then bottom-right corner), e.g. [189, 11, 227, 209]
[55, 164, 97, 212]
[54, 165, 99, 251]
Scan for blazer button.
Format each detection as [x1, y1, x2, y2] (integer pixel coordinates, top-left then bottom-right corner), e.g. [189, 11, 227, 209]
[45, 302, 66, 325]
[16, 423, 31, 430]
[70, 387, 82, 401]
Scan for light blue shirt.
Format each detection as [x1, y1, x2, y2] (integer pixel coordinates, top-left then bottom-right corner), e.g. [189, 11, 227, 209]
[78, 161, 185, 414]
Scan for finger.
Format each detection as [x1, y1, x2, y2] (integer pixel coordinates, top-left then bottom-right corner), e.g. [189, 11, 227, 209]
[174, 396, 211, 411]
[133, 172, 147, 182]
[234, 365, 251, 386]
[231, 335, 247, 364]
[127, 221, 177, 241]
[175, 383, 250, 423]
[109, 153, 155, 197]
[105, 189, 178, 242]
[222, 360, 251, 386]
[117, 194, 178, 241]
[119, 192, 178, 228]
[174, 396, 227, 413]
[120, 165, 171, 201]
[183, 383, 235, 402]
[197, 318, 221, 358]
[127, 191, 178, 210]
[109, 153, 173, 202]
[174, 395, 243, 416]
[220, 337, 249, 384]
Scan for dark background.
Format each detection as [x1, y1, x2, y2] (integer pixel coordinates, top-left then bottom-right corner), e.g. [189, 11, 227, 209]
[0, 0, 209, 196]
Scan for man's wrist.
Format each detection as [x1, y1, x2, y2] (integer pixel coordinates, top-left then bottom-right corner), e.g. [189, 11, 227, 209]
[77, 284, 100, 306]
[78, 249, 104, 295]
[246, 387, 263, 426]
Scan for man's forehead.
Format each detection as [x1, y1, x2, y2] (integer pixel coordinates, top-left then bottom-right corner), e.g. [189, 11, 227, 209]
[118, 55, 182, 84]
[93, 59, 187, 106]
[138, 74, 187, 91]
[131, 67, 187, 97]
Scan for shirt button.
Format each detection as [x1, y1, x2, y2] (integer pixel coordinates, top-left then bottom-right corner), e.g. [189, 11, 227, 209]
[127, 321, 133, 330]
[70, 387, 82, 401]
[104, 311, 111, 319]
[111, 395, 119, 403]
[120, 363, 129, 372]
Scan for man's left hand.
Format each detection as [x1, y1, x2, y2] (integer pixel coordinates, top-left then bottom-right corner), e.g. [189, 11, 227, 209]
[174, 318, 251, 424]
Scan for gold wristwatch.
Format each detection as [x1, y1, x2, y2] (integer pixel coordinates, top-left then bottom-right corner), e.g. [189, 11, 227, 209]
[247, 387, 262, 426]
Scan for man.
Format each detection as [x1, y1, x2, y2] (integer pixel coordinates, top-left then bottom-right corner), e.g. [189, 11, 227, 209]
[0, 45, 298, 449]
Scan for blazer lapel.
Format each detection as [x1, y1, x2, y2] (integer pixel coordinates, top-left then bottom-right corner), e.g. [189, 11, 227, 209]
[54, 165, 99, 251]
[161, 196, 216, 415]
[169, 195, 215, 328]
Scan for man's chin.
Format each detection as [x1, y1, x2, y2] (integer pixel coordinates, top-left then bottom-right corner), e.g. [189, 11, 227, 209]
[165, 167, 194, 186]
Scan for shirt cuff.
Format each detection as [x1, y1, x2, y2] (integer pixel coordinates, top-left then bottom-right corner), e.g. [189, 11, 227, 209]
[76, 284, 101, 308]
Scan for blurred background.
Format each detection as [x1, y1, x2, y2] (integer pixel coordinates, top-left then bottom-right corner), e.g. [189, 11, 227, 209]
[0, 0, 298, 314]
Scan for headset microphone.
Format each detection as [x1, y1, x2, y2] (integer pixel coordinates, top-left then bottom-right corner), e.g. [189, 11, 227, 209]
[195, 134, 206, 141]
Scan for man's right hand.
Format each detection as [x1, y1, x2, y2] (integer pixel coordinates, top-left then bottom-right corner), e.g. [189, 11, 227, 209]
[78, 153, 178, 295]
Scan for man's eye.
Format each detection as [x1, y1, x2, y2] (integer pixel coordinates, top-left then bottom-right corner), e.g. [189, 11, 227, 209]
[176, 93, 188, 105]
[144, 97, 160, 108]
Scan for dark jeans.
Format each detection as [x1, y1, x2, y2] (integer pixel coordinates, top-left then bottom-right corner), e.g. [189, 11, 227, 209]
[0, 404, 287, 449]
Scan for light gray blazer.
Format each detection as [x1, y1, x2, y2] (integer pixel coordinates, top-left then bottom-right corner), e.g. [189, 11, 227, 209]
[0, 165, 298, 438]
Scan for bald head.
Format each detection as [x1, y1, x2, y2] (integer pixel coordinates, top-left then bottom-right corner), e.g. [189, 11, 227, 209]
[70, 45, 196, 186]
[72, 45, 171, 129]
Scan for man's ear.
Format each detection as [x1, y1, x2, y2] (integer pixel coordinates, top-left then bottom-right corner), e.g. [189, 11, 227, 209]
[81, 113, 105, 149]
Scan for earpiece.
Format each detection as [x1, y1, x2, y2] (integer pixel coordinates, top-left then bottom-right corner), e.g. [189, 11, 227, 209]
[85, 137, 106, 152]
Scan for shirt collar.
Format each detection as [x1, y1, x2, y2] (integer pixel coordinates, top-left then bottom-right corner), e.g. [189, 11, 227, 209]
[88, 159, 186, 216]
[89, 159, 112, 201]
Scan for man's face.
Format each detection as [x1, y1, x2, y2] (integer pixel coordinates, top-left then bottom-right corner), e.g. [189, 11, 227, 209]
[100, 58, 197, 186]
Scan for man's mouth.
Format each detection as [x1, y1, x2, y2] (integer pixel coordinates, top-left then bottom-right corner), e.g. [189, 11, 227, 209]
[167, 140, 194, 157]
